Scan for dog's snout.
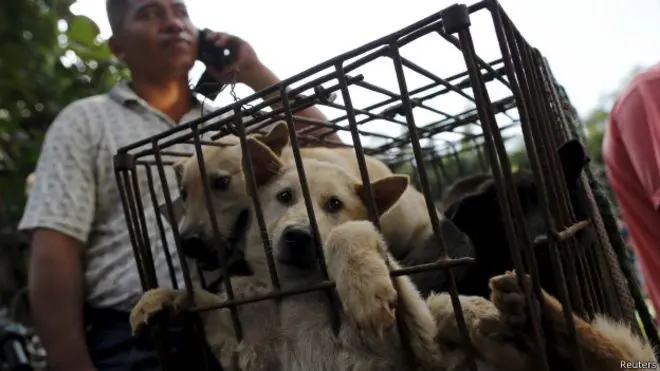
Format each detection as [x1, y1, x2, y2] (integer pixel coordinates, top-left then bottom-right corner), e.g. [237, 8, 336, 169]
[283, 227, 313, 247]
[180, 233, 219, 270]
[278, 227, 316, 269]
[180, 233, 203, 250]
[180, 233, 206, 258]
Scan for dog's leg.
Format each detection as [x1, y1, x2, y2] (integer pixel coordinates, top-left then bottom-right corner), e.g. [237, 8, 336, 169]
[426, 292, 531, 371]
[324, 220, 445, 370]
[490, 271, 657, 371]
[129, 277, 274, 370]
[129, 287, 238, 367]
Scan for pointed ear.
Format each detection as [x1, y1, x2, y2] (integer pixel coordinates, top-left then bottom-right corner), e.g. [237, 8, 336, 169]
[557, 139, 590, 187]
[356, 175, 409, 217]
[244, 138, 283, 189]
[444, 183, 495, 230]
[253, 121, 290, 156]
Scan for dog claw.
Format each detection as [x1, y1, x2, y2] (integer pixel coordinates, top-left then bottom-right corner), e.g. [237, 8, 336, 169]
[489, 271, 531, 328]
[129, 288, 186, 337]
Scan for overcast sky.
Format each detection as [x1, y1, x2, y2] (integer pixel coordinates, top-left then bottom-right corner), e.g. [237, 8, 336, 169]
[70, 0, 660, 147]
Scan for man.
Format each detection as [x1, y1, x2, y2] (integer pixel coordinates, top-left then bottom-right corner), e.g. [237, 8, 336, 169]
[19, 0, 341, 370]
[602, 62, 660, 324]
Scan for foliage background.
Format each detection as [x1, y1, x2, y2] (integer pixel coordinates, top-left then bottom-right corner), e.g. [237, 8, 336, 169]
[0, 1, 639, 323]
[0, 0, 127, 322]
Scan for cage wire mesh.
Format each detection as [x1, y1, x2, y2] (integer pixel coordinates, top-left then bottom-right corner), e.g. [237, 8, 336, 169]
[113, 1, 658, 370]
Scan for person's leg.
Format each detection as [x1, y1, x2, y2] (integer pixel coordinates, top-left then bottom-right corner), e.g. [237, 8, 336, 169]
[84, 307, 223, 371]
[84, 307, 160, 371]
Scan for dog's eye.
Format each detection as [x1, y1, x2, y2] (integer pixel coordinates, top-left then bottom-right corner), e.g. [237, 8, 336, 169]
[324, 196, 343, 213]
[179, 188, 188, 202]
[276, 189, 293, 204]
[211, 175, 231, 191]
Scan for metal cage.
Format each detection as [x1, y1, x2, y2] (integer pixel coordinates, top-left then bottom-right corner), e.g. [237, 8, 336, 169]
[113, 1, 658, 370]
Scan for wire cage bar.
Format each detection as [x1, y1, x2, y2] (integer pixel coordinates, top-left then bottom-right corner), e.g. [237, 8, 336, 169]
[113, 1, 658, 370]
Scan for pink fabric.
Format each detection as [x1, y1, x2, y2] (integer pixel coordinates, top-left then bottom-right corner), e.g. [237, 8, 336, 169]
[603, 62, 660, 317]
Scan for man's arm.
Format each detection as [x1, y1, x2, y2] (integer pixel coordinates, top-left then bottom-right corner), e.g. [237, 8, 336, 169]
[613, 79, 660, 210]
[18, 102, 97, 371]
[29, 229, 95, 371]
[243, 63, 344, 145]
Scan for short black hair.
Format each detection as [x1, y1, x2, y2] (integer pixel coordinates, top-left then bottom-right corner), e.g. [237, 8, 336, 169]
[106, 0, 130, 35]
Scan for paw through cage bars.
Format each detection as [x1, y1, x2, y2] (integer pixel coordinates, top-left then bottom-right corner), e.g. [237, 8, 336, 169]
[113, 2, 659, 371]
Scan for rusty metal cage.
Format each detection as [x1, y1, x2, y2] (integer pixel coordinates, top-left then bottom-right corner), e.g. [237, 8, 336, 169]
[113, 1, 658, 370]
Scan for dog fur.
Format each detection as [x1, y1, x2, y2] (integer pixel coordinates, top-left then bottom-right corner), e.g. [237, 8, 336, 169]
[175, 121, 474, 296]
[426, 269, 657, 371]
[250, 122, 475, 296]
[434, 139, 659, 369]
[132, 137, 451, 370]
[134, 135, 656, 370]
[173, 124, 297, 272]
[489, 271, 656, 370]
[439, 139, 596, 300]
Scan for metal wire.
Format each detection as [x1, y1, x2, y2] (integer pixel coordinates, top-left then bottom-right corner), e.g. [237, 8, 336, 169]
[111, 1, 655, 369]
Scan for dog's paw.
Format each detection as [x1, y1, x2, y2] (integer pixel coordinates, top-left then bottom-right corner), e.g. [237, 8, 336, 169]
[489, 271, 531, 328]
[339, 266, 398, 335]
[326, 221, 398, 334]
[129, 288, 188, 337]
[471, 316, 533, 371]
[428, 292, 498, 346]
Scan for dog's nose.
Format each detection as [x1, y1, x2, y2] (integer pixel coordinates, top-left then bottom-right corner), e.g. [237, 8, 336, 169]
[180, 233, 219, 270]
[278, 227, 316, 269]
[283, 227, 313, 247]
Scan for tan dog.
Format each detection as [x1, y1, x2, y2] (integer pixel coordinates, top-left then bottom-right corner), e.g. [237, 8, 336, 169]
[131, 137, 450, 370]
[134, 135, 654, 370]
[252, 122, 475, 296]
[271, 123, 472, 262]
[173, 123, 294, 271]
[175, 121, 474, 297]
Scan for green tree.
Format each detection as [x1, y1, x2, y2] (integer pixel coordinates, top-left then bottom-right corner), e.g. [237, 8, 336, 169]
[0, 0, 127, 320]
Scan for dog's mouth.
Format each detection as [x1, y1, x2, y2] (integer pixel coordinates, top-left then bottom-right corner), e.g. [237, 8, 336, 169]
[181, 209, 251, 272]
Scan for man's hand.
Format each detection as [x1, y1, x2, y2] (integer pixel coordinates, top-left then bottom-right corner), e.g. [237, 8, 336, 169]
[199, 31, 262, 86]
[198, 30, 343, 145]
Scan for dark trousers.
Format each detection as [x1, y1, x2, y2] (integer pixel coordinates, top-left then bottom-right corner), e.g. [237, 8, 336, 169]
[84, 306, 222, 371]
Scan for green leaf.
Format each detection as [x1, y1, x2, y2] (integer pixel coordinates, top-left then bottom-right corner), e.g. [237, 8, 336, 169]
[66, 15, 99, 47]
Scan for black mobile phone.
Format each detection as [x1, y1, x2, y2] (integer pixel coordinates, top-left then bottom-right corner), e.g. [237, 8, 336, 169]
[193, 28, 238, 99]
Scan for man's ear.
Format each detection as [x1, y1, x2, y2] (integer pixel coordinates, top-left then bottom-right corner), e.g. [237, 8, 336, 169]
[254, 121, 290, 156]
[356, 175, 409, 217]
[108, 35, 126, 61]
[244, 138, 283, 190]
[557, 138, 590, 188]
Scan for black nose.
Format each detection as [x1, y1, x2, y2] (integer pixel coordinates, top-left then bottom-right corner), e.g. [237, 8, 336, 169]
[180, 234, 219, 270]
[278, 227, 316, 269]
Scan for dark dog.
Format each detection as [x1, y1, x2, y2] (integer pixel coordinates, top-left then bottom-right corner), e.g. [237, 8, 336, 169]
[439, 139, 593, 302]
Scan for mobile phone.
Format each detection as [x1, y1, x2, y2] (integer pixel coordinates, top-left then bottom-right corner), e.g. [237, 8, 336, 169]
[193, 28, 238, 99]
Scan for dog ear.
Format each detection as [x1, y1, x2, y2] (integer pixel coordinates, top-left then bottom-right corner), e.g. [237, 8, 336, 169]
[557, 138, 590, 188]
[444, 182, 496, 230]
[244, 137, 283, 188]
[254, 121, 290, 156]
[356, 175, 409, 217]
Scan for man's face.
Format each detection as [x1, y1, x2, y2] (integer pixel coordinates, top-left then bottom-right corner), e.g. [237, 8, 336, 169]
[110, 0, 198, 80]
